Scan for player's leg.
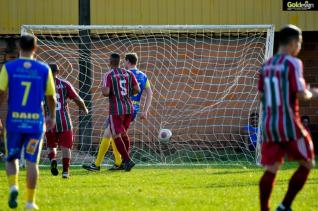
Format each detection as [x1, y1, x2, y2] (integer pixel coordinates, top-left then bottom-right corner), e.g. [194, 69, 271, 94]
[23, 133, 44, 210]
[95, 126, 111, 167]
[121, 114, 135, 171]
[109, 112, 136, 170]
[82, 119, 112, 171]
[109, 138, 123, 170]
[259, 142, 284, 211]
[110, 115, 131, 165]
[277, 137, 315, 211]
[60, 130, 73, 178]
[46, 131, 59, 176]
[5, 131, 22, 209]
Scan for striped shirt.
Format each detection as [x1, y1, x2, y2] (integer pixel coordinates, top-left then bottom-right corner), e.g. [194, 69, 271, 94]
[103, 68, 138, 115]
[258, 54, 307, 143]
[46, 77, 79, 132]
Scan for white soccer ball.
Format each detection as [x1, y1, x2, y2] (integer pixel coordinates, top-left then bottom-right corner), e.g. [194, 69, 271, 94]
[158, 129, 172, 142]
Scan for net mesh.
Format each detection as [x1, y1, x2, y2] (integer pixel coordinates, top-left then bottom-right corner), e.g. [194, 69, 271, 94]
[22, 25, 274, 165]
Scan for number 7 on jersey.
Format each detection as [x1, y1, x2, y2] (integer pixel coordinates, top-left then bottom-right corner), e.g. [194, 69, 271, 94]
[21, 81, 31, 106]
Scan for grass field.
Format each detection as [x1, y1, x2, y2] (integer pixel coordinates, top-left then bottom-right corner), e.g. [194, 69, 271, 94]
[0, 162, 317, 210]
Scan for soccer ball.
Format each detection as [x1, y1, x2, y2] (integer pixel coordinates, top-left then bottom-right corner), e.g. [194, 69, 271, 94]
[158, 129, 172, 142]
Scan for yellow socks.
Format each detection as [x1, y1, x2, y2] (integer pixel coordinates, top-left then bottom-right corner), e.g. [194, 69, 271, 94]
[26, 188, 36, 203]
[111, 139, 122, 166]
[8, 174, 18, 188]
[95, 137, 111, 167]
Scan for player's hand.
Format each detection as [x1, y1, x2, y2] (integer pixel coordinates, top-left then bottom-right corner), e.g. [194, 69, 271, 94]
[310, 87, 318, 98]
[140, 111, 148, 120]
[84, 108, 89, 115]
[46, 116, 56, 130]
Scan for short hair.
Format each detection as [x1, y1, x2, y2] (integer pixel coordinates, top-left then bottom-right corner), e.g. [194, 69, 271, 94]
[49, 63, 59, 74]
[125, 53, 138, 65]
[110, 53, 120, 66]
[19, 34, 37, 51]
[279, 25, 302, 45]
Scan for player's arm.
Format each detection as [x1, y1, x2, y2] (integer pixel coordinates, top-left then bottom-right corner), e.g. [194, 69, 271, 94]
[102, 87, 110, 97]
[65, 81, 89, 115]
[45, 68, 57, 129]
[131, 73, 140, 95]
[102, 72, 111, 97]
[73, 97, 88, 115]
[141, 80, 153, 120]
[0, 65, 8, 106]
[290, 59, 313, 100]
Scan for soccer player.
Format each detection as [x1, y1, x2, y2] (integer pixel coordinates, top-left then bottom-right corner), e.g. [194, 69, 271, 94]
[99, 53, 140, 171]
[82, 53, 152, 171]
[45, 63, 88, 178]
[258, 25, 316, 211]
[0, 34, 56, 210]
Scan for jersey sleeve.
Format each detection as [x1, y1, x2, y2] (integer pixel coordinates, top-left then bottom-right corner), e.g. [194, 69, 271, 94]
[65, 81, 79, 100]
[0, 65, 9, 91]
[289, 58, 306, 93]
[145, 78, 150, 89]
[131, 72, 138, 87]
[103, 72, 112, 88]
[46, 67, 56, 96]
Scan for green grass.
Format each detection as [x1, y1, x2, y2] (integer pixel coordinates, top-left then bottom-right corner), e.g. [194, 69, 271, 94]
[0, 162, 317, 210]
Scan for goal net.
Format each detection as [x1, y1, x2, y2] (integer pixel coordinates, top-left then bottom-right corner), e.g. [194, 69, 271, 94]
[21, 25, 274, 166]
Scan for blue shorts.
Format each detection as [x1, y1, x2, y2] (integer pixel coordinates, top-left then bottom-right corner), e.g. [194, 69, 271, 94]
[5, 131, 44, 163]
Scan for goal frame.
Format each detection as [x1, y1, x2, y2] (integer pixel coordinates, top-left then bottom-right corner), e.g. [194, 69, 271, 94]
[21, 24, 275, 165]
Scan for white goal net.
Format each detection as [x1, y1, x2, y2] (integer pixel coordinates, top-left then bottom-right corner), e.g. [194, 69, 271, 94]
[21, 25, 274, 165]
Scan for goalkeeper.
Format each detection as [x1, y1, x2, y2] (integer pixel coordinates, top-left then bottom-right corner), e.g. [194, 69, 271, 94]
[82, 53, 152, 171]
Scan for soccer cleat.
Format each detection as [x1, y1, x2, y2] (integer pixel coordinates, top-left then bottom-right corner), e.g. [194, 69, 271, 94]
[124, 160, 135, 172]
[82, 163, 100, 171]
[50, 160, 59, 176]
[62, 172, 69, 179]
[8, 187, 19, 209]
[25, 202, 39, 210]
[276, 204, 292, 211]
[108, 164, 124, 171]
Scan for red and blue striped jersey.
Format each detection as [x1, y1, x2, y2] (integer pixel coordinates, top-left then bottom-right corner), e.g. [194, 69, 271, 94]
[258, 54, 307, 143]
[46, 77, 79, 132]
[103, 68, 138, 115]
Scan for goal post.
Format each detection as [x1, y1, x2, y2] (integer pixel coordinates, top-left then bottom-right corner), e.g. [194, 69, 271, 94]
[21, 24, 275, 166]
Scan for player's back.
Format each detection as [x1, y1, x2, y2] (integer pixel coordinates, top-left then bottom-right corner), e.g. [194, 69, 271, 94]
[3, 58, 51, 133]
[130, 68, 149, 109]
[259, 54, 305, 142]
[49, 77, 78, 132]
[106, 68, 134, 115]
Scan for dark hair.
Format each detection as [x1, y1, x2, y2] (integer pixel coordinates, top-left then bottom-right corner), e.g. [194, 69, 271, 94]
[19, 34, 37, 51]
[49, 63, 59, 74]
[249, 112, 259, 118]
[125, 53, 138, 65]
[110, 53, 120, 67]
[301, 115, 310, 123]
[279, 25, 302, 45]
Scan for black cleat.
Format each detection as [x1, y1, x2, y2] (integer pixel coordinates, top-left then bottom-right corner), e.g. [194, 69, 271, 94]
[108, 164, 124, 171]
[8, 189, 18, 209]
[82, 163, 100, 171]
[50, 160, 59, 176]
[276, 204, 292, 211]
[124, 160, 135, 172]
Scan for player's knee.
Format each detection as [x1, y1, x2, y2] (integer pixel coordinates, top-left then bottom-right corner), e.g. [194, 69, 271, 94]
[265, 162, 281, 173]
[300, 159, 315, 170]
